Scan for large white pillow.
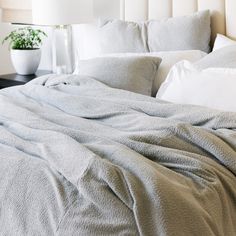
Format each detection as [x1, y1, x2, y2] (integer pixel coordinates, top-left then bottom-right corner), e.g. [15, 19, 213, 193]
[213, 34, 236, 51]
[157, 61, 236, 112]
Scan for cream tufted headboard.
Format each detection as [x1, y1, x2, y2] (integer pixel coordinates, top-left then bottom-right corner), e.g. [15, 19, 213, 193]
[119, 0, 236, 42]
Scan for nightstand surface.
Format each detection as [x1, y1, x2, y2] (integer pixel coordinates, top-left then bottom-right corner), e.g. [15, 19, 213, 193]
[0, 70, 52, 89]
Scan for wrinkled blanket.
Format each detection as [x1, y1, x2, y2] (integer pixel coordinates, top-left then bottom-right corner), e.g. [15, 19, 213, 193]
[0, 74, 235, 236]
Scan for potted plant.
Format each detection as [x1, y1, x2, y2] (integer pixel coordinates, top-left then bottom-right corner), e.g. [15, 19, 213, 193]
[2, 27, 47, 75]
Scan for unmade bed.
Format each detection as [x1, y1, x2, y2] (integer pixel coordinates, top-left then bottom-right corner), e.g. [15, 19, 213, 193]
[0, 75, 235, 235]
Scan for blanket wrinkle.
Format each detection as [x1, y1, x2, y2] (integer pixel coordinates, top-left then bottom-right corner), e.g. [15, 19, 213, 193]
[0, 75, 236, 235]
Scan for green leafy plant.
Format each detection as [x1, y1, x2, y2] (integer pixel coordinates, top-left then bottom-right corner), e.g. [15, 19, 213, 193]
[2, 27, 47, 50]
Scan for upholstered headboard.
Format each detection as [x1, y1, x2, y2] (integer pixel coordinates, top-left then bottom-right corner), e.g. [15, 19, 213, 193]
[119, 0, 236, 41]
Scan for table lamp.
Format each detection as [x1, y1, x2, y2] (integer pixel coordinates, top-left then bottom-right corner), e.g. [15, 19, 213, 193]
[32, 0, 93, 74]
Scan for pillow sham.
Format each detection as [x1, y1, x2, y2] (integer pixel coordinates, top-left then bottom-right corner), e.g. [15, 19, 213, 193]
[75, 56, 161, 96]
[98, 10, 211, 55]
[194, 45, 236, 70]
[157, 61, 236, 112]
[98, 19, 148, 54]
[213, 34, 236, 51]
[148, 10, 211, 53]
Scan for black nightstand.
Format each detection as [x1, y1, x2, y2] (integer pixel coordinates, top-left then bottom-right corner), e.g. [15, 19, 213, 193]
[0, 70, 52, 89]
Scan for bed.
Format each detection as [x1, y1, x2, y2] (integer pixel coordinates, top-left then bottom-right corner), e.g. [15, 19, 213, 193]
[0, 0, 236, 235]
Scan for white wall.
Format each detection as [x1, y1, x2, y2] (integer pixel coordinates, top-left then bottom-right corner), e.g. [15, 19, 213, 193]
[0, 9, 14, 74]
[0, 9, 53, 74]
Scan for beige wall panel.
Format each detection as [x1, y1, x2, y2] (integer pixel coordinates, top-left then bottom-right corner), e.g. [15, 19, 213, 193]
[225, 0, 236, 40]
[124, 0, 148, 21]
[120, 0, 125, 20]
[149, 0, 172, 20]
[172, 0, 197, 17]
[198, 0, 226, 41]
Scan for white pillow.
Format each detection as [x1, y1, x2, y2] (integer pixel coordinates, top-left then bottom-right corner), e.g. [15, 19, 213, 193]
[213, 34, 236, 51]
[157, 61, 236, 112]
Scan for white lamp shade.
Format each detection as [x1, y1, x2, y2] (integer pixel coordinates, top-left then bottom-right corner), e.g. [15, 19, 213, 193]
[32, 0, 94, 26]
[0, 0, 32, 23]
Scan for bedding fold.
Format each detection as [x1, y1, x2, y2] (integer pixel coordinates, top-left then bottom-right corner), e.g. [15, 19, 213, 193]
[0, 74, 235, 235]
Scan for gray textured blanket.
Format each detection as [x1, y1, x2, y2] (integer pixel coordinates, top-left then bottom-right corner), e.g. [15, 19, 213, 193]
[0, 75, 235, 236]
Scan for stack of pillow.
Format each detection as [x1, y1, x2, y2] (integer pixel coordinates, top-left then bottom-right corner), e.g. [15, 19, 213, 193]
[74, 10, 236, 113]
[74, 11, 210, 96]
[75, 10, 211, 57]
[98, 10, 210, 54]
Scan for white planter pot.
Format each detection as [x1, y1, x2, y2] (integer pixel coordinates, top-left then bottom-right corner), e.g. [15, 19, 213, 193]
[11, 49, 41, 75]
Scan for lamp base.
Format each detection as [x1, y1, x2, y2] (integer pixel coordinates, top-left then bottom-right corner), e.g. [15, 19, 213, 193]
[52, 25, 74, 74]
